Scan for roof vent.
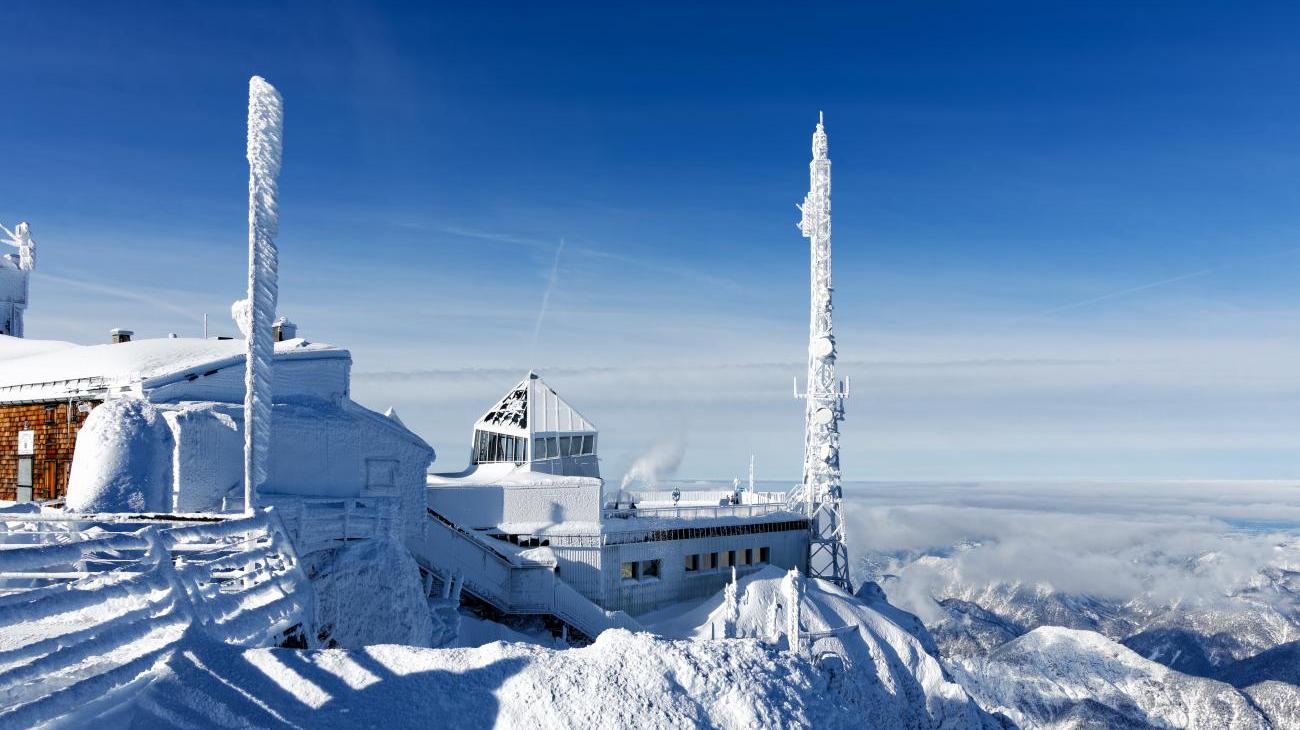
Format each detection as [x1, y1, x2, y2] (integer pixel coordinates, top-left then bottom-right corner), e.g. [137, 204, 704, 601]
[273, 316, 297, 342]
[110, 328, 133, 344]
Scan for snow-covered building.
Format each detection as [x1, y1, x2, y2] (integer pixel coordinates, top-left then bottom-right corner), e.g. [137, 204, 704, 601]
[426, 375, 811, 616]
[0, 334, 434, 541]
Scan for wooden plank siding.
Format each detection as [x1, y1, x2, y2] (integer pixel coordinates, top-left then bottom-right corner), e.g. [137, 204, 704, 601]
[0, 401, 98, 501]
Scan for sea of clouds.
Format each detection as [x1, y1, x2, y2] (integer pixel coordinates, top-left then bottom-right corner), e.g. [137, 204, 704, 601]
[843, 480, 1300, 621]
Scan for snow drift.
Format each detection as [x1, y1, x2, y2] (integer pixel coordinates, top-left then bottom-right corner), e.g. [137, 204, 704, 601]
[66, 400, 173, 513]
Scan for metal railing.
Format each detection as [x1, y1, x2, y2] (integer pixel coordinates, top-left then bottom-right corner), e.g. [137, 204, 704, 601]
[603, 501, 791, 521]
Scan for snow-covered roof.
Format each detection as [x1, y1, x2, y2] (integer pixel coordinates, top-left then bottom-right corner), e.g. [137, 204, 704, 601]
[0, 336, 347, 402]
[474, 372, 595, 438]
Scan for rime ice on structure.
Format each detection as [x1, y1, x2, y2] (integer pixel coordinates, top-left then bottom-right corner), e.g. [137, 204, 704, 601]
[243, 76, 284, 514]
[791, 113, 851, 591]
[0, 222, 35, 337]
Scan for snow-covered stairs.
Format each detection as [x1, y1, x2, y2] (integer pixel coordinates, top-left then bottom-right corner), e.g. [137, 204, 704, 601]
[0, 510, 312, 728]
[415, 507, 640, 640]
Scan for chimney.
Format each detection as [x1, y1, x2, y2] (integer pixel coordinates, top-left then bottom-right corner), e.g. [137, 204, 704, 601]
[109, 328, 133, 344]
[272, 316, 297, 342]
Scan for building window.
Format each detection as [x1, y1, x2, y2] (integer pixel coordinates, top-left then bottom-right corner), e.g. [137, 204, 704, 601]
[742, 548, 752, 566]
[44, 405, 56, 425]
[641, 560, 661, 579]
[685, 554, 699, 572]
[547, 437, 559, 458]
[759, 547, 770, 563]
[583, 435, 595, 454]
[720, 551, 734, 568]
[559, 436, 572, 457]
[708, 552, 719, 570]
[621, 562, 637, 580]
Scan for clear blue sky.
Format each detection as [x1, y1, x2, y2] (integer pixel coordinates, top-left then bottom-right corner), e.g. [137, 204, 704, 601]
[5, 1, 1300, 481]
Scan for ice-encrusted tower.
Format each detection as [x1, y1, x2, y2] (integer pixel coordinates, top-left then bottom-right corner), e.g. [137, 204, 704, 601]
[0, 222, 35, 338]
[791, 113, 851, 591]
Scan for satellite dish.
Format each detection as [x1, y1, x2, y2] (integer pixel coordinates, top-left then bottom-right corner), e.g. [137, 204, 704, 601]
[812, 337, 834, 358]
[814, 407, 834, 425]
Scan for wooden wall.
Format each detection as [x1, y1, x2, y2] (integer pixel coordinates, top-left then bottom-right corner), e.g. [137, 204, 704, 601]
[0, 401, 96, 502]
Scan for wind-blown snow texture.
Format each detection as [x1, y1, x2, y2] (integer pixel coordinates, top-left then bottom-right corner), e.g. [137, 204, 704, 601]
[243, 74, 283, 513]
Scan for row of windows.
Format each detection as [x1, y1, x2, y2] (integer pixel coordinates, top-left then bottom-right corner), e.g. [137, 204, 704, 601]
[685, 547, 771, 573]
[534, 434, 595, 460]
[472, 430, 599, 465]
[620, 546, 773, 582]
[473, 429, 527, 464]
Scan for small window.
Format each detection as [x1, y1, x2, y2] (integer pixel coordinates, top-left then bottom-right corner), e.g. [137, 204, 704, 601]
[547, 437, 559, 458]
[685, 554, 699, 572]
[709, 552, 719, 570]
[559, 436, 572, 457]
[759, 547, 770, 563]
[583, 434, 595, 454]
[621, 562, 638, 580]
[741, 549, 752, 566]
[720, 551, 733, 568]
[641, 560, 661, 579]
[534, 438, 547, 460]
[44, 405, 56, 425]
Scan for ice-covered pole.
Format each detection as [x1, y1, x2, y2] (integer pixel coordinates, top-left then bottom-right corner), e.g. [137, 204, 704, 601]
[243, 76, 283, 515]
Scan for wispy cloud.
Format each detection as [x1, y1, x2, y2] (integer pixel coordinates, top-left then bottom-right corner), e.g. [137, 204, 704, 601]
[34, 272, 203, 322]
[532, 238, 565, 351]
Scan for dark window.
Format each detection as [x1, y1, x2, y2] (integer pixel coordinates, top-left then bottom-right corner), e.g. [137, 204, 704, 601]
[743, 548, 753, 565]
[685, 554, 699, 572]
[724, 551, 736, 568]
[44, 405, 56, 425]
[585, 435, 595, 454]
[641, 560, 661, 578]
[533, 437, 546, 460]
[759, 547, 770, 563]
[547, 437, 559, 458]
[620, 561, 637, 580]
[709, 552, 719, 570]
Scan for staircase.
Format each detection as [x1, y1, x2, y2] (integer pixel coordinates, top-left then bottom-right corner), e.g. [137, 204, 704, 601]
[413, 508, 639, 640]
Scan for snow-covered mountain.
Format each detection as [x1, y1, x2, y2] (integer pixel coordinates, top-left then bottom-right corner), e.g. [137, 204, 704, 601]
[866, 544, 1300, 685]
[949, 626, 1296, 730]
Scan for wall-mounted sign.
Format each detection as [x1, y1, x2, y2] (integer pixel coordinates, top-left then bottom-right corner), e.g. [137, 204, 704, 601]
[16, 430, 34, 456]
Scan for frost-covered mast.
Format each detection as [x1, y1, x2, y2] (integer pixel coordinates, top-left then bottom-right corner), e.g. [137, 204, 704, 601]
[243, 76, 284, 515]
[0, 222, 34, 338]
[791, 113, 851, 591]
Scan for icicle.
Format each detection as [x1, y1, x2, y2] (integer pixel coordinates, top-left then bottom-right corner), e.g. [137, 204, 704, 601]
[242, 76, 284, 516]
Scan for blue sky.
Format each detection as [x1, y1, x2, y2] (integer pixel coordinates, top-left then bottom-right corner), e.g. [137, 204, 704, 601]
[5, 1, 1300, 481]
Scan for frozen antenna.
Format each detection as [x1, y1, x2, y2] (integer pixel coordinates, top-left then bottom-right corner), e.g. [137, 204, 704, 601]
[786, 113, 851, 591]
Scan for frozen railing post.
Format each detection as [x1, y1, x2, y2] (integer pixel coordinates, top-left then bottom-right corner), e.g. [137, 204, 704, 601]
[242, 76, 284, 516]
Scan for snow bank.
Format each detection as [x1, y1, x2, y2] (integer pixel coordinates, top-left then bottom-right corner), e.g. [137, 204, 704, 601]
[650, 565, 1000, 729]
[308, 539, 437, 648]
[123, 628, 962, 729]
[66, 400, 173, 513]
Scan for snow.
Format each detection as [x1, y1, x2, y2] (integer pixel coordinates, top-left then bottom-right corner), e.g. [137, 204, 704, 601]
[115, 626, 988, 730]
[65, 399, 174, 513]
[950, 626, 1274, 729]
[649, 565, 999, 729]
[307, 539, 436, 648]
[0, 336, 346, 402]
